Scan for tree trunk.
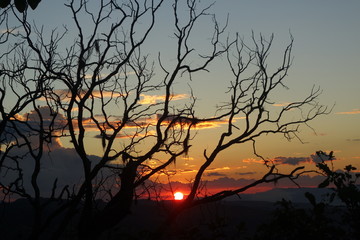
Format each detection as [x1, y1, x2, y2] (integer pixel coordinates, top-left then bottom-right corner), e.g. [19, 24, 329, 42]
[80, 160, 138, 239]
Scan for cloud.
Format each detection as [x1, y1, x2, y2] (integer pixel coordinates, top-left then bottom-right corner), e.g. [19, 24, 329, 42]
[157, 113, 232, 130]
[313, 132, 327, 136]
[310, 152, 336, 163]
[240, 152, 337, 167]
[86, 112, 235, 134]
[236, 171, 256, 176]
[40, 148, 101, 185]
[181, 169, 197, 174]
[145, 173, 330, 198]
[46, 90, 188, 105]
[4, 105, 234, 147]
[201, 174, 327, 193]
[269, 152, 336, 166]
[205, 167, 230, 172]
[192, 120, 229, 129]
[206, 172, 227, 177]
[1, 106, 67, 145]
[273, 102, 291, 107]
[158, 168, 197, 176]
[347, 139, 360, 142]
[272, 156, 311, 166]
[139, 93, 188, 104]
[30, 98, 238, 139]
[94, 130, 156, 139]
[1, 143, 102, 197]
[335, 109, 360, 115]
[205, 177, 253, 189]
[242, 158, 264, 164]
[15, 106, 66, 128]
[157, 166, 231, 178]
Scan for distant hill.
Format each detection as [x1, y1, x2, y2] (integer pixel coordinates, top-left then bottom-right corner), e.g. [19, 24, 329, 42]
[238, 187, 340, 204]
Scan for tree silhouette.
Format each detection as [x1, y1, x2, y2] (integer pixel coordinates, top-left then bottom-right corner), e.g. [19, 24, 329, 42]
[0, 1, 329, 239]
[315, 151, 360, 239]
[253, 152, 360, 240]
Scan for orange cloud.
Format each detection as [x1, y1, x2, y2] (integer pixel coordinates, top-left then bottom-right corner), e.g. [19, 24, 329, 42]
[49, 90, 189, 105]
[335, 109, 360, 115]
[205, 167, 231, 172]
[139, 93, 188, 104]
[273, 102, 291, 107]
[192, 120, 229, 129]
[16, 106, 241, 140]
[11, 113, 27, 121]
[159, 114, 232, 130]
[242, 158, 264, 164]
[157, 168, 197, 176]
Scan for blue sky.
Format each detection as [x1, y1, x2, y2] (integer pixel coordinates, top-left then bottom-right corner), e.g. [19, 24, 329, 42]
[3, 0, 360, 189]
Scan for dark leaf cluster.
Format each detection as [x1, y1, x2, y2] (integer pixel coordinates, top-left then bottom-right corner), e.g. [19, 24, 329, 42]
[0, 0, 41, 12]
[316, 151, 360, 210]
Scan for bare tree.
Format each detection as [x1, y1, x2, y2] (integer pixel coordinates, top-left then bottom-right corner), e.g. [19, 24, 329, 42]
[0, 7, 69, 239]
[0, 0, 328, 239]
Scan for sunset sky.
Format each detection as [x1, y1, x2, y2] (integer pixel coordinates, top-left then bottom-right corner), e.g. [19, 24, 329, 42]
[2, 0, 360, 196]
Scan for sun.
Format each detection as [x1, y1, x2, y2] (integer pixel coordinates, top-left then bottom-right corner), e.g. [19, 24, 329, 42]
[174, 192, 184, 200]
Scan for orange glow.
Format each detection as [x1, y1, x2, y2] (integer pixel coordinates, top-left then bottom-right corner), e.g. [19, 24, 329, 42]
[174, 192, 184, 200]
[335, 109, 360, 115]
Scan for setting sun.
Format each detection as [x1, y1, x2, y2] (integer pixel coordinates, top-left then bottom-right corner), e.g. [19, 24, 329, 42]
[174, 192, 184, 200]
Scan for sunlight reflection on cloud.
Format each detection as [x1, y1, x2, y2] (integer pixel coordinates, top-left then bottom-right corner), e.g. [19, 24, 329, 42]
[139, 93, 188, 104]
[242, 158, 264, 164]
[335, 109, 360, 115]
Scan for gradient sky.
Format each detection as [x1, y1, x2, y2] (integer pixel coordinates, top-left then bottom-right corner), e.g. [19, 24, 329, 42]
[3, 0, 360, 193]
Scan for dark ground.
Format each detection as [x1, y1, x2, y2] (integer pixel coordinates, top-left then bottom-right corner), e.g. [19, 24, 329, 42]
[0, 198, 282, 239]
[0, 188, 344, 239]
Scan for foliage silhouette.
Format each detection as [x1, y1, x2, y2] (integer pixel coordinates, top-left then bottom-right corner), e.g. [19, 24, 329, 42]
[0, 0, 41, 12]
[315, 151, 360, 239]
[254, 151, 360, 240]
[253, 197, 345, 240]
